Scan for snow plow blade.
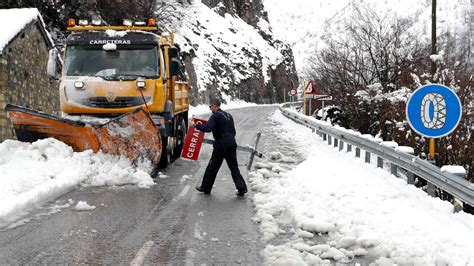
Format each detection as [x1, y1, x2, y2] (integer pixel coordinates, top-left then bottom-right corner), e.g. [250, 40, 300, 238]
[4, 104, 161, 165]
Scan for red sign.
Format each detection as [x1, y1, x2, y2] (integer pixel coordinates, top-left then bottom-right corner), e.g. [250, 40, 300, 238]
[304, 80, 319, 94]
[181, 118, 207, 160]
[290, 89, 297, 96]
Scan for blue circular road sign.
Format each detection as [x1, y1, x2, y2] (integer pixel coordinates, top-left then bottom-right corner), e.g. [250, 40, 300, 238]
[406, 84, 462, 138]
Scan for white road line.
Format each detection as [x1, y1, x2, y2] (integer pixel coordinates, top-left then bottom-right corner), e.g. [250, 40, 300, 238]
[130, 240, 154, 266]
[178, 185, 190, 198]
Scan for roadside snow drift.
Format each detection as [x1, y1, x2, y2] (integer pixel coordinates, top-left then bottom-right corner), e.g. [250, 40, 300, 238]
[250, 110, 474, 264]
[0, 138, 154, 227]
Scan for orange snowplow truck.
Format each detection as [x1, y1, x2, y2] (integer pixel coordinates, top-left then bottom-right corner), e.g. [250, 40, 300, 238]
[5, 19, 189, 168]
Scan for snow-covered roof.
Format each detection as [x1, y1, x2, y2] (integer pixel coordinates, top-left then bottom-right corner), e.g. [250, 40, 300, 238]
[0, 8, 54, 54]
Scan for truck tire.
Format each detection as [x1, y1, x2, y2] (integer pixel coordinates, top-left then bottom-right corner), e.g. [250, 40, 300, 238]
[173, 117, 187, 158]
[158, 137, 172, 168]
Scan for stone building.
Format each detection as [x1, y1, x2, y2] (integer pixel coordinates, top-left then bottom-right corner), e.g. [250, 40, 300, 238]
[0, 8, 60, 142]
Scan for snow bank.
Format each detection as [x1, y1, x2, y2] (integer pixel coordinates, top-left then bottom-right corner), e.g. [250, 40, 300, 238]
[250, 110, 474, 264]
[0, 138, 154, 227]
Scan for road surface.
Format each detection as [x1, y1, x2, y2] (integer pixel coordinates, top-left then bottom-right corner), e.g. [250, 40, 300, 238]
[0, 105, 278, 264]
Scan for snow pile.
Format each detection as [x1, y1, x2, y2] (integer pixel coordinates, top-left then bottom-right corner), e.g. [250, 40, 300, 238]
[0, 8, 53, 53]
[441, 165, 467, 177]
[105, 29, 127, 38]
[250, 110, 474, 264]
[395, 146, 415, 154]
[0, 138, 154, 227]
[263, 0, 471, 80]
[102, 43, 117, 51]
[73, 201, 96, 211]
[164, 2, 283, 96]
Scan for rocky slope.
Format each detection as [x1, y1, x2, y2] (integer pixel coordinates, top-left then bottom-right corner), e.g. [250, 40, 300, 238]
[162, 0, 299, 105]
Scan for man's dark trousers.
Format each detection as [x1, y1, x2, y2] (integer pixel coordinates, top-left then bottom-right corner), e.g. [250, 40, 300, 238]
[201, 137, 247, 192]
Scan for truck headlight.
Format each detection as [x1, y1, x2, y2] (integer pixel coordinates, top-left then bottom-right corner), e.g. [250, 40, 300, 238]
[91, 19, 102, 26]
[78, 19, 88, 26]
[136, 81, 146, 89]
[74, 81, 85, 90]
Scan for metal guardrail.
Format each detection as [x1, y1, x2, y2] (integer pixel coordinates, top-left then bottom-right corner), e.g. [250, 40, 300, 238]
[279, 104, 474, 209]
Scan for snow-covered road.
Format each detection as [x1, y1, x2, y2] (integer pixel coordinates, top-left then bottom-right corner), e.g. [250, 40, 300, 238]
[251, 109, 474, 265]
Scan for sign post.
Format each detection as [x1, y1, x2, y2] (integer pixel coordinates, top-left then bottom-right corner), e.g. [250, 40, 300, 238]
[304, 80, 319, 116]
[309, 95, 311, 115]
[429, 139, 435, 160]
[406, 84, 462, 161]
[303, 82, 307, 115]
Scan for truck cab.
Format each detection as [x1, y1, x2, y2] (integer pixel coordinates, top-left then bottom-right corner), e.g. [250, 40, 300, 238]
[56, 19, 190, 167]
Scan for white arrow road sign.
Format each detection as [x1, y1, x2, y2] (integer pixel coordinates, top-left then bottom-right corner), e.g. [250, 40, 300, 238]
[304, 94, 333, 100]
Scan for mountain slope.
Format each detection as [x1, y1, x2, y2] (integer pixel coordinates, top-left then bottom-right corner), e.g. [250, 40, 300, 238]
[162, 1, 298, 105]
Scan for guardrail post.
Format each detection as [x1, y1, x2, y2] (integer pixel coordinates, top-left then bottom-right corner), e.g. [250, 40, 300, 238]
[334, 138, 338, 148]
[328, 136, 332, 145]
[407, 172, 415, 184]
[390, 163, 397, 177]
[339, 141, 344, 151]
[355, 147, 361, 157]
[347, 144, 352, 152]
[377, 157, 383, 168]
[427, 183, 436, 197]
[365, 151, 371, 163]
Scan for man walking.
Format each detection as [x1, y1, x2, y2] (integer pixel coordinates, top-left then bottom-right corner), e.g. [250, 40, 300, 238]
[192, 99, 248, 196]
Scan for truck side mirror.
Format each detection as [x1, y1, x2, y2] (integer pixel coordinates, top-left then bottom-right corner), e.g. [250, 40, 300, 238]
[47, 49, 59, 79]
[168, 47, 178, 58]
[169, 59, 180, 76]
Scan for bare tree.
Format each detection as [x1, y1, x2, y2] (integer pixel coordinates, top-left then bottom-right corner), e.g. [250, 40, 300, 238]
[306, 6, 427, 133]
[154, 0, 180, 22]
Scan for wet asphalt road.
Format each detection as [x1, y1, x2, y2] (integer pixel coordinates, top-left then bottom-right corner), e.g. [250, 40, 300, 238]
[0, 106, 277, 264]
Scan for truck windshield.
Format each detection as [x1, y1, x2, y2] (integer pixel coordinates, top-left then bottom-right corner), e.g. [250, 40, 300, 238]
[64, 45, 159, 79]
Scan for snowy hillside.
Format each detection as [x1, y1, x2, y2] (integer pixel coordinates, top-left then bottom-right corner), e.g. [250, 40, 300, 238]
[162, 1, 298, 104]
[263, 0, 472, 81]
[170, 4, 282, 88]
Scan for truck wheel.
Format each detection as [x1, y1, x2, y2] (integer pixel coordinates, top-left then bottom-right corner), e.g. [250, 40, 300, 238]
[173, 117, 187, 158]
[158, 137, 171, 168]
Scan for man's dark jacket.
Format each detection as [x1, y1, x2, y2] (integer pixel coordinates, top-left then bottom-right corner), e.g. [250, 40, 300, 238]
[195, 109, 236, 142]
